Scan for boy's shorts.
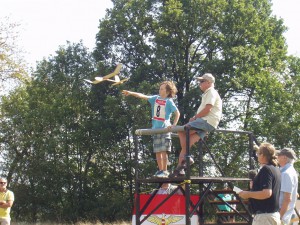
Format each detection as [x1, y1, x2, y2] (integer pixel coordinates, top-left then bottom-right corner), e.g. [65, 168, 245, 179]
[186, 118, 215, 139]
[153, 133, 172, 153]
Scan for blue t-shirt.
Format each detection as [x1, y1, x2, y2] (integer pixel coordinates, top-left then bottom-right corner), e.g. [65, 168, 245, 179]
[148, 95, 178, 129]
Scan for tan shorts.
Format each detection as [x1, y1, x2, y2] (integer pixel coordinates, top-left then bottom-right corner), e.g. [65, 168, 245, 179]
[252, 212, 281, 225]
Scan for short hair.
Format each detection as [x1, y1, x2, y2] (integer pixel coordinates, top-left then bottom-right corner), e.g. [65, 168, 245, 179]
[0, 177, 7, 182]
[161, 81, 178, 98]
[286, 157, 295, 164]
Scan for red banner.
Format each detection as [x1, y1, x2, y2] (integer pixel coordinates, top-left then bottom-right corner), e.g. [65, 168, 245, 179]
[132, 194, 200, 225]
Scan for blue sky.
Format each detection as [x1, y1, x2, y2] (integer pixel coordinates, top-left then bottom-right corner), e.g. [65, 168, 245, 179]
[1, 0, 299, 68]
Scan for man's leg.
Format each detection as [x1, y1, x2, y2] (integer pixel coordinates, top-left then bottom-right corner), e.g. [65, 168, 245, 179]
[177, 130, 200, 166]
[169, 131, 201, 178]
[0, 218, 10, 225]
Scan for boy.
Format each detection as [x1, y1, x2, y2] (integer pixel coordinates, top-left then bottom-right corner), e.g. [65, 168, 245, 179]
[122, 81, 180, 178]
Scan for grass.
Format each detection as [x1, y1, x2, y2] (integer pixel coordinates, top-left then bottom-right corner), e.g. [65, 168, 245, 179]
[12, 221, 131, 225]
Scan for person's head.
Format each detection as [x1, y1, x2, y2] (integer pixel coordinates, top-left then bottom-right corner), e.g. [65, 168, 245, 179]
[256, 143, 278, 166]
[248, 169, 258, 189]
[0, 177, 7, 190]
[161, 183, 170, 189]
[277, 148, 297, 167]
[196, 73, 215, 92]
[248, 169, 258, 180]
[159, 81, 178, 98]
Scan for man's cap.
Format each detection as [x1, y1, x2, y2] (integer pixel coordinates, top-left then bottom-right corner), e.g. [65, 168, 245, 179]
[277, 148, 297, 160]
[196, 73, 215, 83]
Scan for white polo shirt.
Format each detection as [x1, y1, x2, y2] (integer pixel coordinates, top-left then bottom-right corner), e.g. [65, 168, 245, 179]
[197, 87, 222, 128]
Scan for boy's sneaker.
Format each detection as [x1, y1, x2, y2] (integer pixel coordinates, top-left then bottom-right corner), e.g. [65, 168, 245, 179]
[163, 171, 170, 177]
[153, 170, 162, 177]
[156, 170, 169, 178]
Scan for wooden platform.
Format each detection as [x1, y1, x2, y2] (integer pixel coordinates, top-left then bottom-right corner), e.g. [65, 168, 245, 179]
[133, 128, 256, 225]
[138, 176, 250, 184]
[135, 176, 252, 225]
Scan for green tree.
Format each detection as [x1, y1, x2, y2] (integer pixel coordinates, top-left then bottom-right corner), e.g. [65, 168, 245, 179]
[1, 41, 134, 222]
[95, 0, 287, 128]
[0, 0, 299, 223]
[0, 16, 28, 93]
[247, 61, 300, 148]
[94, 0, 290, 176]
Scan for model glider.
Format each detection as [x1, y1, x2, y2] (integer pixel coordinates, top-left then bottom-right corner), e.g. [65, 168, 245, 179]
[107, 75, 129, 86]
[84, 63, 122, 84]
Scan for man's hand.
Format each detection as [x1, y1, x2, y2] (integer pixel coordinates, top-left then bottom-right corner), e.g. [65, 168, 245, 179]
[238, 191, 249, 199]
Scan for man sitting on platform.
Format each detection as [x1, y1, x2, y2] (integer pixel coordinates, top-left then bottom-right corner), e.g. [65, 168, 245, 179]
[169, 73, 222, 178]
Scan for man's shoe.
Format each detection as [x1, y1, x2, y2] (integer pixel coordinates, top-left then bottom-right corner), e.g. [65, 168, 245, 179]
[181, 156, 194, 168]
[169, 156, 194, 178]
[168, 166, 185, 178]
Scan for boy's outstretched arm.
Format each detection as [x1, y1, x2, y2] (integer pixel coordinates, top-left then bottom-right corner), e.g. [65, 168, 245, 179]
[122, 90, 149, 100]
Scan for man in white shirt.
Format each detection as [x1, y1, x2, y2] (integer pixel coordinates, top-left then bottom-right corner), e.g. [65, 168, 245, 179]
[169, 73, 222, 177]
[277, 148, 298, 225]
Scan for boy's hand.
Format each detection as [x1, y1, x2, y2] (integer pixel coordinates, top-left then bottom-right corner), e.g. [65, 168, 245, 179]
[167, 125, 173, 130]
[122, 90, 130, 96]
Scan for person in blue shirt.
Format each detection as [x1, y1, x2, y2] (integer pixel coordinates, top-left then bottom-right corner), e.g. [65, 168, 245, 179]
[122, 81, 180, 178]
[277, 148, 298, 225]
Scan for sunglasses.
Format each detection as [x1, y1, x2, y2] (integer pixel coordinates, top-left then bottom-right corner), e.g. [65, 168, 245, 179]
[199, 80, 207, 83]
[0, 182, 6, 184]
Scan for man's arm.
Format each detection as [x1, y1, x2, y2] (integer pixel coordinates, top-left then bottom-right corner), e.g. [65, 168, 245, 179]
[193, 104, 212, 119]
[280, 192, 291, 219]
[239, 189, 272, 200]
[0, 200, 13, 208]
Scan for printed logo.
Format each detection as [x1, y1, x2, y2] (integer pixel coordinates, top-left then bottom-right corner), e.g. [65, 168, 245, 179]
[147, 213, 184, 225]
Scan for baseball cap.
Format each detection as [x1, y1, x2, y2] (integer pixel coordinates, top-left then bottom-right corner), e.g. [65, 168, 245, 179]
[196, 73, 215, 83]
[277, 148, 297, 160]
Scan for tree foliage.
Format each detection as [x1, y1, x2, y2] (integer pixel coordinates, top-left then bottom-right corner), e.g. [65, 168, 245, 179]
[0, 42, 134, 222]
[0, 0, 299, 223]
[94, 0, 299, 184]
[95, 0, 287, 125]
[0, 16, 28, 93]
